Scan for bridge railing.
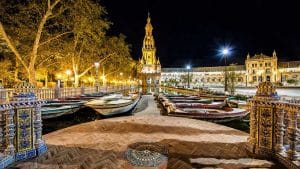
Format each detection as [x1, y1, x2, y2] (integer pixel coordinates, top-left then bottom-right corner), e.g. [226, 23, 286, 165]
[1, 85, 137, 101]
[248, 82, 300, 169]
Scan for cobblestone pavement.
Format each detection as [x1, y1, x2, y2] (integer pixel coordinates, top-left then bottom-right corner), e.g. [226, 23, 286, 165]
[10, 95, 280, 169]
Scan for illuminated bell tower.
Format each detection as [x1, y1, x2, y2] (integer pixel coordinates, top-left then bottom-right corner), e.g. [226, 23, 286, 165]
[138, 13, 161, 90]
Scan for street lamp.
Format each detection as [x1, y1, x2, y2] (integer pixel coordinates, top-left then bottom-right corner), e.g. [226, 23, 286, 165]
[94, 62, 99, 88]
[221, 47, 230, 92]
[65, 70, 71, 87]
[186, 65, 191, 88]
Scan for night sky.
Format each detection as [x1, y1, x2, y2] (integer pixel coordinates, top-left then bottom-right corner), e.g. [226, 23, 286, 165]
[101, 0, 300, 67]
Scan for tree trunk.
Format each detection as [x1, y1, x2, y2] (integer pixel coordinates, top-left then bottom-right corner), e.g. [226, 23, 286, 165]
[45, 72, 48, 88]
[28, 66, 37, 86]
[74, 73, 79, 87]
[14, 61, 19, 84]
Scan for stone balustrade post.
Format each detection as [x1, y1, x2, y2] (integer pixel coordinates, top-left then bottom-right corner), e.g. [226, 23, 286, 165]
[0, 104, 14, 168]
[0, 85, 6, 103]
[248, 82, 280, 155]
[287, 109, 299, 161]
[275, 108, 286, 154]
[0, 127, 2, 148]
[54, 85, 61, 99]
[34, 103, 47, 155]
[4, 108, 15, 156]
[248, 101, 257, 149]
[11, 82, 47, 161]
[81, 86, 85, 95]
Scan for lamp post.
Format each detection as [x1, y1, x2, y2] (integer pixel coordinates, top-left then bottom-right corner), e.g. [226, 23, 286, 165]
[245, 73, 248, 87]
[221, 48, 230, 92]
[94, 62, 99, 89]
[279, 69, 283, 83]
[65, 70, 71, 87]
[102, 66, 105, 86]
[186, 65, 191, 88]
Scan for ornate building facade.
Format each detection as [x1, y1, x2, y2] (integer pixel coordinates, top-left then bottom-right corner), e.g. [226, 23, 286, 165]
[137, 13, 161, 87]
[161, 51, 300, 88]
[245, 51, 278, 83]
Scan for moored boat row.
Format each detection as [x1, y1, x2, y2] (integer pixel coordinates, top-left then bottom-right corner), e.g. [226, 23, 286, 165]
[157, 94, 249, 122]
[41, 92, 140, 119]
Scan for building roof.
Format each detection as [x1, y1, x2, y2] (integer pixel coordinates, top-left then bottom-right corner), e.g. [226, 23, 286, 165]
[251, 53, 271, 59]
[278, 61, 300, 68]
[162, 65, 245, 73]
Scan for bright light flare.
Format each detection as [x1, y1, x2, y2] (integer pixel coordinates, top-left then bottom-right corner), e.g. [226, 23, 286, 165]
[65, 70, 72, 75]
[222, 48, 229, 55]
[94, 62, 99, 68]
[217, 46, 233, 57]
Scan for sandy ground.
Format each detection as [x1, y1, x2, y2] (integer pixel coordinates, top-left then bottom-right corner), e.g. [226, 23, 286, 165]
[10, 95, 277, 169]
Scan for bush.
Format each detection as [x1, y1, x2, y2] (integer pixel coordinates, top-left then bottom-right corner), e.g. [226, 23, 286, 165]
[287, 79, 297, 84]
[234, 94, 248, 100]
[274, 82, 283, 86]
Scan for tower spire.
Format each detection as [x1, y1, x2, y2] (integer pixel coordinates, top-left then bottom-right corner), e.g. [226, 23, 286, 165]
[137, 12, 161, 88]
[273, 49, 277, 58]
[147, 11, 151, 23]
[141, 13, 157, 65]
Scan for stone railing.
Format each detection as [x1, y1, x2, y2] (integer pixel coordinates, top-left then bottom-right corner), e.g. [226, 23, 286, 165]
[1, 85, 136, 101]
[0, 83, 47, 168]
[248, 82, 300, 169]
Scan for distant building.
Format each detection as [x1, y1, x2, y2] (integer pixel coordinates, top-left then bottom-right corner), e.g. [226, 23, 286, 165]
[245, 51, 278, 83]
[161, 51, 300, 87]
[137, 13, 161, 87]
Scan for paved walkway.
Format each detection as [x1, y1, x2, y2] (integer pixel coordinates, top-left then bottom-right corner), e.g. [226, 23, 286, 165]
[10, 94, 280, 169]
[133, 95, 160, 116]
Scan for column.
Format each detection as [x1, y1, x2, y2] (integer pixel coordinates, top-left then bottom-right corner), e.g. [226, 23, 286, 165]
[275, 108, 285, 154]
[34, 104, 43, 147]
[287, 110, 299, 161]
[249, 101, 257, 147]
[4, 108, 15, 156]
[54, 85, 61, 99]
[0, 126, 2, 151]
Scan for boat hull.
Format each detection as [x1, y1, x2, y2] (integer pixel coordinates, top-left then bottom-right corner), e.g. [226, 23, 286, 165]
[167, 113, 247, 123]
[42, 106, 80, 119]
[42, 100, 85, 119]
[168, 108, 249, 123]
[87, 94, 141, 117]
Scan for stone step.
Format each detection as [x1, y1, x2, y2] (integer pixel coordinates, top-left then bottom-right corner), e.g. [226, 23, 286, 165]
[189, 158, 274, 169]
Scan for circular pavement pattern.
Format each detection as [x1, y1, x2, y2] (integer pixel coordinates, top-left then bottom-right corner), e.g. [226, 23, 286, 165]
[125, 142, 168, 167]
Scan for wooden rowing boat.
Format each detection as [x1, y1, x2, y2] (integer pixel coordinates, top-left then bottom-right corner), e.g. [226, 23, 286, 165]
[85, 93, 141, 117]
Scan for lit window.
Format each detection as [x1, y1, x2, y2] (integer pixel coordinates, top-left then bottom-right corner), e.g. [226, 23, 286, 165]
[253, 76, 257, 81]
